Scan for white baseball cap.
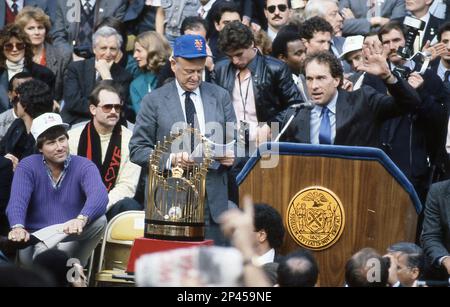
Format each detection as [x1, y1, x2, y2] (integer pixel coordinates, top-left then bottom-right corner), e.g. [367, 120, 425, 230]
[339, 35, 364, 59]
[31, 113, 69, 140]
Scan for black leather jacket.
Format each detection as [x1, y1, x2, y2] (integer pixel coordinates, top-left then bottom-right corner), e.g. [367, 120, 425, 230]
[212, 51, 302, 124]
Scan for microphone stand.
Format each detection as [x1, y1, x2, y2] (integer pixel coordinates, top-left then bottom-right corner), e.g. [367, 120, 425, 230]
[273, 103, 312, 142]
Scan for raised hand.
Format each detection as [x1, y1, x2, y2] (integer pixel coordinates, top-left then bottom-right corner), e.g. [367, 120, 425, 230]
[360, 42, 392, 80]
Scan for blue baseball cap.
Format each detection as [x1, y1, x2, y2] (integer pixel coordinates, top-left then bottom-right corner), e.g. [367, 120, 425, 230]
[173, 35, 207, 59]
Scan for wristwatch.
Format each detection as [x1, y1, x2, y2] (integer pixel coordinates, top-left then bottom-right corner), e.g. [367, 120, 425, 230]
[76, 214, 88, 224]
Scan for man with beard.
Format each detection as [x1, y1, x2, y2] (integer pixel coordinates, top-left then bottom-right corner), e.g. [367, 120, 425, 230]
[68, 82, 142, 221]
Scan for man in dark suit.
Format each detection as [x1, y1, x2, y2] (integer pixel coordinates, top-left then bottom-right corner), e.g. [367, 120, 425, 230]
[129, 34, 236, 245]
[421, 180, 450, 280]
[339, 0, 406, 36]
[62, 26, 132, 126]
[284, 49, 421, 147]
[52, 0, 127, 54]
[0, 0, 48, 29]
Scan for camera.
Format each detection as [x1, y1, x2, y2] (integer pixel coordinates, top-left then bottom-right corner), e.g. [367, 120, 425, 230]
[397, 16, 425, 59]
[73, 44, 93, 59]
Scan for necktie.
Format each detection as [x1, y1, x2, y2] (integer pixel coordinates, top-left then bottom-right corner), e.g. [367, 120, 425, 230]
[185, 92, 197, 151]
[11, 0, 18, 15]
[444, 70, 450, 84]
[319, 107, 332, 145]
[84, 0, 92, 14]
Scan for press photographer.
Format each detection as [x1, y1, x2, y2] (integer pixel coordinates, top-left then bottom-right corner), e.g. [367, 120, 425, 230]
[376, 21, 449, 206]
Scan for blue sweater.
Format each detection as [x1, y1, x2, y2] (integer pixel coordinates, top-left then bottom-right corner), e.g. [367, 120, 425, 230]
[6, 155, 108, 232]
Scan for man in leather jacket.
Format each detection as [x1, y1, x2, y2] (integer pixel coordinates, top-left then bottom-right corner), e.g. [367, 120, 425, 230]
[212, 21, 302, 148]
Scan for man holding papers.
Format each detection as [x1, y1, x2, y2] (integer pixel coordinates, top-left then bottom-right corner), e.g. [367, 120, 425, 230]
[130, 34, 237, 245]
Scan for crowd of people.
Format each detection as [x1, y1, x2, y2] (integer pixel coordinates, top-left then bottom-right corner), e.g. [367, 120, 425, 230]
[0, 0, 449, 287]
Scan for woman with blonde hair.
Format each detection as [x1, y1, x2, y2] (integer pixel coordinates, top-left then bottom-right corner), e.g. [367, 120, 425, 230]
[131, 31, 171, 114]
[15, 6, 71, 102]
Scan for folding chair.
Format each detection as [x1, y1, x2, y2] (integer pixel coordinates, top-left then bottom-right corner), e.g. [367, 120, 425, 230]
[94, 211, 144, 286]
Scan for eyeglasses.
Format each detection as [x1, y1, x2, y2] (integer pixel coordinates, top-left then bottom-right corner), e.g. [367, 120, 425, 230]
[98, 104, 123, 113]
[3, 42, 26, 52]
[266, 4, 288, 14]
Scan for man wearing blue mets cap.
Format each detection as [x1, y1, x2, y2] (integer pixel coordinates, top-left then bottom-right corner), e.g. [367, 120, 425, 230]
[130, 34, 237, 245]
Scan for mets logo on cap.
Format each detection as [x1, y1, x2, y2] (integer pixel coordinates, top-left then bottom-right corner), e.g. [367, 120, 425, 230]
[194, 39, 203, 51]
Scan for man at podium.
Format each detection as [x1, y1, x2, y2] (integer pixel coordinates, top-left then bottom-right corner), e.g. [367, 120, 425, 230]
[283, 48, 421, 147]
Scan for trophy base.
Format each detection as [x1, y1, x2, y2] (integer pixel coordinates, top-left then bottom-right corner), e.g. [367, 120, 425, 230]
[145, 220, 205, 242]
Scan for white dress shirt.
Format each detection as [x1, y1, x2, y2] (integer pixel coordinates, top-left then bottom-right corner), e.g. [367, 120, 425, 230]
[175, 80, 206, 135]
[6, 0, 24, 12]
[257, 248, 275, 266]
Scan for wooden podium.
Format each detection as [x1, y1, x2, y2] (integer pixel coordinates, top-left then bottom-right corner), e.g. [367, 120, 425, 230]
[238, 143, 422, 287]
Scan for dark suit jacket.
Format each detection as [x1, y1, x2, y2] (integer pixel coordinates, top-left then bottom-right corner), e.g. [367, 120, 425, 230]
[129, 80, 237, 222]
[52, 0, 128, 51]
[422, 180, 450, 266]
[339, 0, 406, 35]
[123, 0, 158, 35]
[376, 69, 449, 200]
[62, 57, 132, 125]
[0, 62, 56, 112]
[45, 42, 72, 101]
[0, 0, 49, 28]
[284, 78, 421, 147]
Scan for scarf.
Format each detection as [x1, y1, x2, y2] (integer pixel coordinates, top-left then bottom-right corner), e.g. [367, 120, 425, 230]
[78, 120, 122, 191]
[6, 58, 25, 81]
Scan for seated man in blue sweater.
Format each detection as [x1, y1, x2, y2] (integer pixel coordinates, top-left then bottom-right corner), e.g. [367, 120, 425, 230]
[5, 113, 108, 266]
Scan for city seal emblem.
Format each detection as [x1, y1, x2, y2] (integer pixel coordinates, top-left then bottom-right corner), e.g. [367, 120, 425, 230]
[286, 186, 345, 250]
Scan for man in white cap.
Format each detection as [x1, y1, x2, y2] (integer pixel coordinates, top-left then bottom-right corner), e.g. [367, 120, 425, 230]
[6, 112, 108, 266]
[340, 35, 365, 90]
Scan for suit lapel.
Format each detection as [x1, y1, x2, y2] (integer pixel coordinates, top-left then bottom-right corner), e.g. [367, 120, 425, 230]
[199, 83, 217, 125]
[335, 90, 350, 143]
[298, 108, 311, 143]
[86, 58, 96, 92]
[164, 82, 186, 124]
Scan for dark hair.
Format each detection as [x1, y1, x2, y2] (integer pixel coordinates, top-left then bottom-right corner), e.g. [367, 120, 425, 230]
[271, 30, 303, 58]
[181, 16, 209, 36]
[16, 79, 53, 118]
[299, 16, 333, 41]
[89, 80, 122, 107]
[378, 21, 406, 43]
[213, 2, 241, 24]
[387, 242, 424, 277]
[8, 71, 32, 91]
[264, 0, 291, 9]
[36, 125, 69, 150]
[254, 204, 285, 249]
[304, 51, 343, 86]
[277, 249, 318, 287]
[0, 24, 33, 69]
[438, 21, 450, 42]
[218, 21, 254, 53]
[345, 248, 389, 287]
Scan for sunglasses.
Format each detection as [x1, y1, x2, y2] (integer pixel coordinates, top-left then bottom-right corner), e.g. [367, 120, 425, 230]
[4, 42, 26, 52]
[266, 4, 288, 14]
[98, 103, 123, 113]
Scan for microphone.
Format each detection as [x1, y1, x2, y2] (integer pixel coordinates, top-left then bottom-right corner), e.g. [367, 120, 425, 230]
[289, 100, 315, 110]
[274, 100, 314, 142]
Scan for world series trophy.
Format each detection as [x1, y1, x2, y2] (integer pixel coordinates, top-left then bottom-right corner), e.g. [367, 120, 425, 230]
[145, 127, 213, 241]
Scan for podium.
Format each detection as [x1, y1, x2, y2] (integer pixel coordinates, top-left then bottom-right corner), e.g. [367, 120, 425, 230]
[237, 143, 422, 287]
